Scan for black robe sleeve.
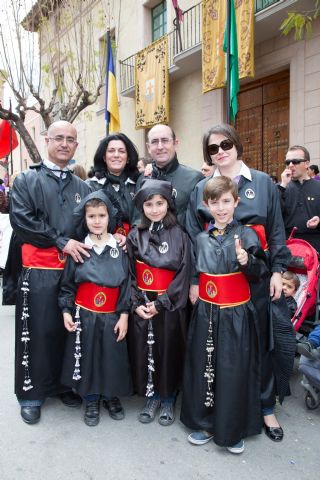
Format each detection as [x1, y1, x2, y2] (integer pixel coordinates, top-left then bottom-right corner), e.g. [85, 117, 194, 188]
[154, 231, 191, 313]
[10, 173, 69, 250]
[58, 256, 78, 314]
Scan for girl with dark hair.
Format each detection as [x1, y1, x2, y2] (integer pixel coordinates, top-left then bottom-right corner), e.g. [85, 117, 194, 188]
[126, 179, 191, 427]
[186, 123, 295, 444]
[88, 133, 140, 236]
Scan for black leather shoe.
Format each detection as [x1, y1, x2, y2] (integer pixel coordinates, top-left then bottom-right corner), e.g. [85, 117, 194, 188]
[264, 424, 284, 442]
[84, 400, 100, 427]
[21, 406, 41, 424]
[103, 397, 125, 420]
[60, 391, 82, 408]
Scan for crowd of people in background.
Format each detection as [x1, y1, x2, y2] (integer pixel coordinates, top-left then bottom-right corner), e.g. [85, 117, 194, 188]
[1, 120, 320, 456]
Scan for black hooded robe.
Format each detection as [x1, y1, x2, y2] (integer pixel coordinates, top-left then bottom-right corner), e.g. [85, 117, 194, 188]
[181, 224, 269, 446]
[10, 164, 91, 401]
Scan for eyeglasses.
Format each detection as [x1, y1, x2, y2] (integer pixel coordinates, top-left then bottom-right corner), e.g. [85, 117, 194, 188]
[284, 159, 306, 166]
[149, 138, 173, 146]
[48, 135, 78, 146]
[207, 139, 234, 156]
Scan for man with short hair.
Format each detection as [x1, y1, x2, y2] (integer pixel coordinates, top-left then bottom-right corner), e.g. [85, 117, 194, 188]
[279, 145, 320, 251]
[10, 120, 92, 424]
[134, 124, 203, 227]
[201, 161, 215, 177]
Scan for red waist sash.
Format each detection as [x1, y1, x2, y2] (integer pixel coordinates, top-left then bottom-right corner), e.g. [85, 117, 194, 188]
[75, 282, 119, 313]
[136, 260, 175, 293]
[204, 222, 268, 251]
[22, 244, 66, 270]
[199, 271, 251, 307]
[114, 222, 131, 236]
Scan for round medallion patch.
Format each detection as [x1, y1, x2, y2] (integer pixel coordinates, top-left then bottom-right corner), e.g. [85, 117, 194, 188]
[94, 292, 107, 307]
[245, 188, 255, 199]
[110, 247, 119, 258]
[159, 242, 169, 254]
[206, 281, 217, 299]
[143, 269, 154, 286]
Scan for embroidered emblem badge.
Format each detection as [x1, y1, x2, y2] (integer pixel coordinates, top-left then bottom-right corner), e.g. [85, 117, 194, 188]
[159, 242, 169, 254]
[94, 292, 106, 307]
[143, 269, 154, 286]
[245, 188, 255, 199]
[75, 193, 81, 203]
[206, 281, 217, 299]
[110, 247, 119, 258]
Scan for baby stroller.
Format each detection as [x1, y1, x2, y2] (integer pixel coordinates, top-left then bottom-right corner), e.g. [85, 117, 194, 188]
[286, 231, 320, 334]
[299, 351, 320, 410]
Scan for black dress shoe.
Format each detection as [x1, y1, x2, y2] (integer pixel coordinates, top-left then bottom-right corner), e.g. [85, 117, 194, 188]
[264, 424, 284, 442]
[60, 391, 82, 408]
[21, 406, 41, 424]
[102, 397, 125, 420]
[84, 400, 100, 427]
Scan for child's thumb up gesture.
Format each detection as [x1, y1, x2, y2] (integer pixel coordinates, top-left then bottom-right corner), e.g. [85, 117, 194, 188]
[235, 236, 248, 266]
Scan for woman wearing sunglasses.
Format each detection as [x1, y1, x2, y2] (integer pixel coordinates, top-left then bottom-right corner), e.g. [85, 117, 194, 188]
[185, 123, 294, 444]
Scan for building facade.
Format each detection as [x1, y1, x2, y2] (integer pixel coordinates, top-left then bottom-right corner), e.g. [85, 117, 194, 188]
[13, 0, 320, 177]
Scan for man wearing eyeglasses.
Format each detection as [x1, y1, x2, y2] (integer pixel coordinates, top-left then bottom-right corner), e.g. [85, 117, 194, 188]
[9, 120, 91, 424]
[279, 145, 320, 251]
[133, 124, 203, 227]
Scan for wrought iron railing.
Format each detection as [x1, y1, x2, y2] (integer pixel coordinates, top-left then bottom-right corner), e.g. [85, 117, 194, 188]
[120, 0, 283, 93]
[255, 0, 281, 13]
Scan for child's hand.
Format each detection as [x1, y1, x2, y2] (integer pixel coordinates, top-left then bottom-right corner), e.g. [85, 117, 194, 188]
[135, 305, 153, 320]
[114, 313, 128, 342]
[189, 284, 199, 304]
[114, 233, 127, 251]
[63, 312, 76, 332]
[145, 301, 158, 317]
[235, 237, 248, 266]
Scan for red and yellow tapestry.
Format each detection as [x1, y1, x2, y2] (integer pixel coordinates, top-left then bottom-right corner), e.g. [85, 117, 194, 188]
[135, 36, 169, 129]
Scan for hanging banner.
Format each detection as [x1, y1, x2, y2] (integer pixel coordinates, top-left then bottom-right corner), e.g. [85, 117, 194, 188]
[135, 36, 169, 129]
[202, 0, 255, 93]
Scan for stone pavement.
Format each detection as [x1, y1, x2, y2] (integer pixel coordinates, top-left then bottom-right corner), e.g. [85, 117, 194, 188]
[0, 299, 319, 480]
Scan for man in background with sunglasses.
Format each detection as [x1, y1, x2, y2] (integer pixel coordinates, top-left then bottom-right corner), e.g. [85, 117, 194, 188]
[278, 145, 320, 251]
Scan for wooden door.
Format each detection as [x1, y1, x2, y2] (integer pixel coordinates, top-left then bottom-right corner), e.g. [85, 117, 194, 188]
[235, 71, 289, 181]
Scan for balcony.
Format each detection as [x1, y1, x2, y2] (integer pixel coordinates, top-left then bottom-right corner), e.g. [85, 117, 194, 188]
[119, 0, 311, 96]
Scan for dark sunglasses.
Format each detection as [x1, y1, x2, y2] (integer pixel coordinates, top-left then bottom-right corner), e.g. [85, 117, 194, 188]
[207, 139, 234, 156]
[284, 159, 306, 166]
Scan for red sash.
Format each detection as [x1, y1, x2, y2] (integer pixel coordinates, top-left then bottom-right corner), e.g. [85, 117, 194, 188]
[136, 260, 175, 293]
[22, 244, 66, 270]
[114, 222, 131, 236]
[75, 282, 119, 313]
[199, 271, 251, 307]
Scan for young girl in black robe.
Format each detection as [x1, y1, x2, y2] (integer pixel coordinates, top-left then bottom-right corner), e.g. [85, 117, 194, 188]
[181, 177, 268, 453]
[59, 191, 132, 426]
[126, 179, 191, 426]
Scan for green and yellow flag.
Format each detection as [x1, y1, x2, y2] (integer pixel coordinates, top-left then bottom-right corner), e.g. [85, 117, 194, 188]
[223, 0, 239, 122]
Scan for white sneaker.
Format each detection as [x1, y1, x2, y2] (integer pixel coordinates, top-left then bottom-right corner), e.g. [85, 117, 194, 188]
[227, 439, 245, 454]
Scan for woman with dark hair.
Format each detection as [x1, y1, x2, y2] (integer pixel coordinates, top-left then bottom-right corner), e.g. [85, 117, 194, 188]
[186, 123, 295, 444]
[88, 133, 140, 235]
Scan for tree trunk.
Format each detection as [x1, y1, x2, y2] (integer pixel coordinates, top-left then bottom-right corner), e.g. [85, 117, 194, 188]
[0, 109, 42, 163]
